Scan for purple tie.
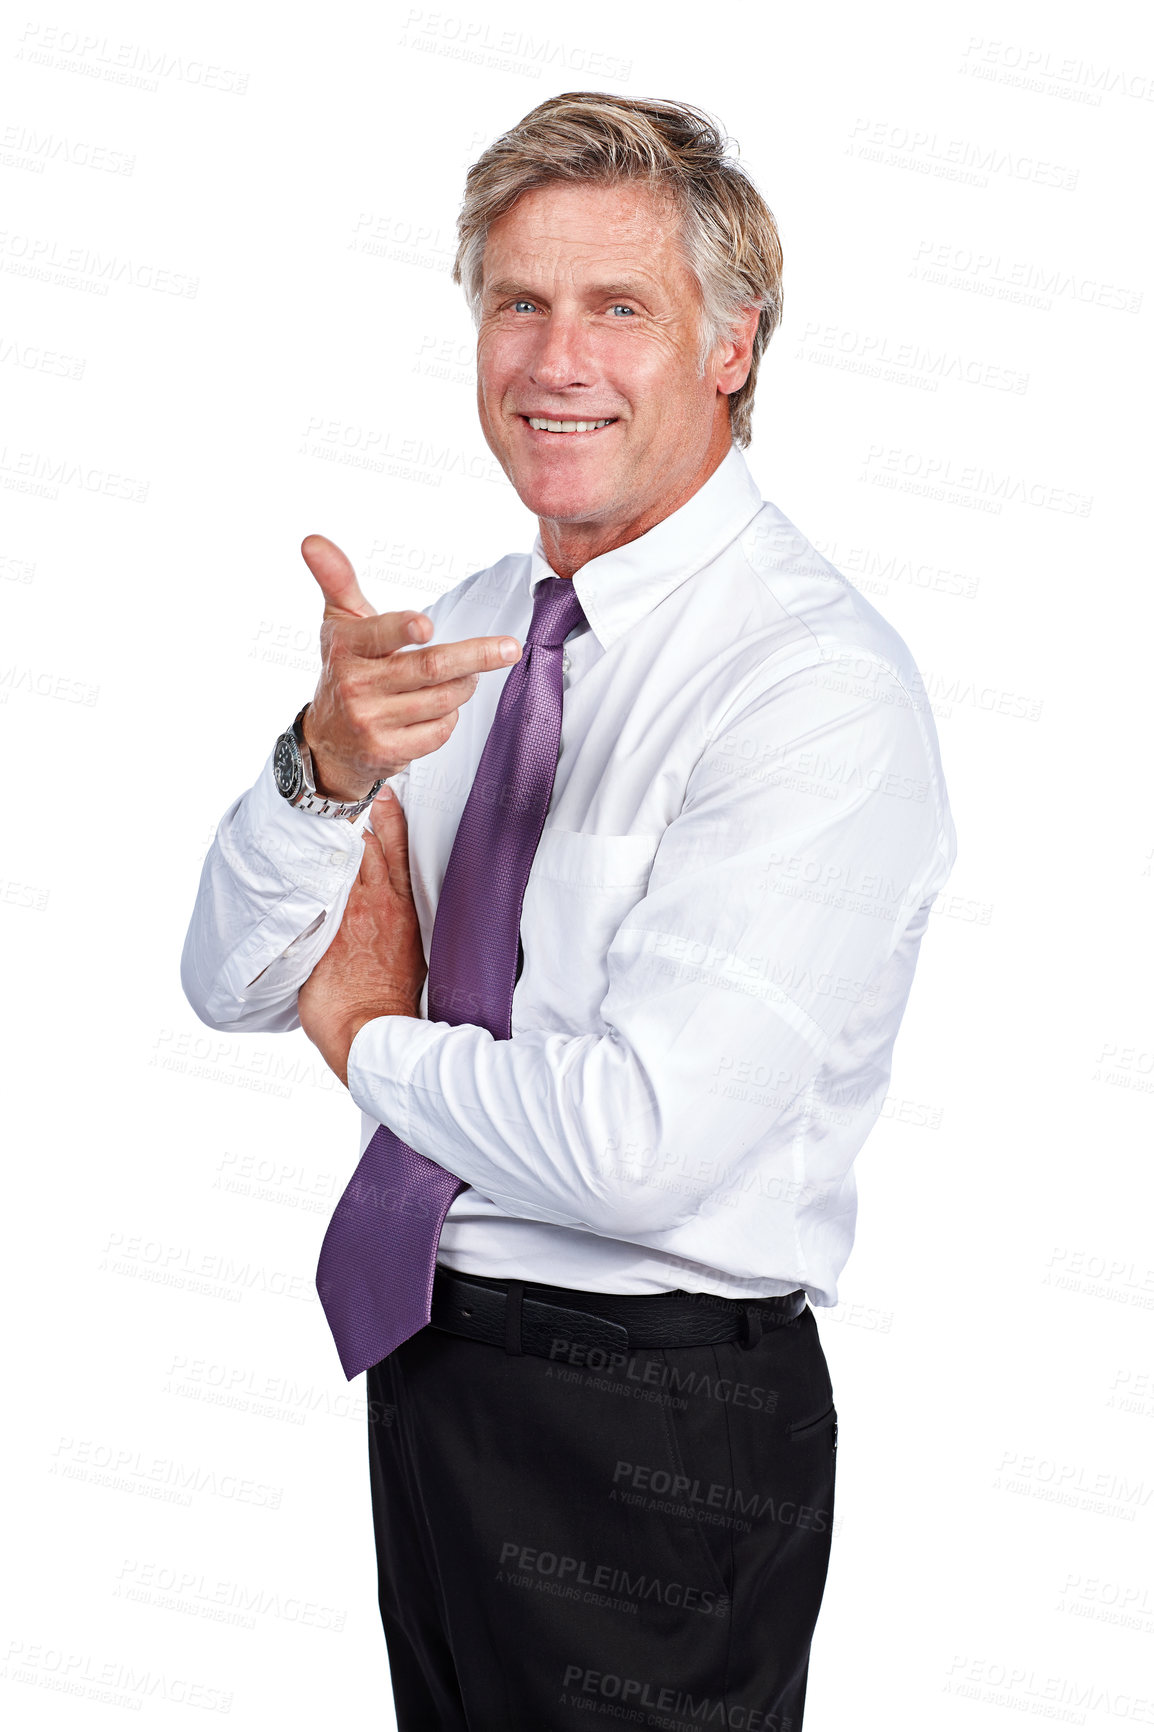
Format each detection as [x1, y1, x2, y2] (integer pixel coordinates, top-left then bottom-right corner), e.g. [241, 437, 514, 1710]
[315, 575, 587, 1379]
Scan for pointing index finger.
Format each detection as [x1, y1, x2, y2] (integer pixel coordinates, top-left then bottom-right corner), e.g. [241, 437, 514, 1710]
[343, 616, 522, 681]
[392, 632, 523, 689]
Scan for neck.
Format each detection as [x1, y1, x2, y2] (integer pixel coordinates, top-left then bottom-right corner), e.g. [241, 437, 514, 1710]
[537, 415, 734, 581]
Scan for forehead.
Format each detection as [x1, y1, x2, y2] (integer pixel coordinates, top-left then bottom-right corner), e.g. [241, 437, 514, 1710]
[481, 179, 689, 289]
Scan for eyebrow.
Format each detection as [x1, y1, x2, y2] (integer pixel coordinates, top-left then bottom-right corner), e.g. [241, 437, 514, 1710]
[484, 278, 653, 303]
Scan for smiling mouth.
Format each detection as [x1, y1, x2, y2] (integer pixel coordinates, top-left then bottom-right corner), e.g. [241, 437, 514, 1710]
[520, 415, 619, 435]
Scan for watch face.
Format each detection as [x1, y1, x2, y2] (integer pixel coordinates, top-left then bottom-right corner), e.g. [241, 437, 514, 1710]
[273, 731, 302, 799]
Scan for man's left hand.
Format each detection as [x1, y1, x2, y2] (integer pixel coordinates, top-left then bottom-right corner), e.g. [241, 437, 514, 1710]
[298, 787, 427, 1086]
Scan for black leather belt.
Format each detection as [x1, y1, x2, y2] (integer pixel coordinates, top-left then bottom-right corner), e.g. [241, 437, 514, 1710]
[429, 1264, 807, 1359]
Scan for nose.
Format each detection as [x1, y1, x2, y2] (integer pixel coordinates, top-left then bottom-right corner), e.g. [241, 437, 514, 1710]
[528, 309, 589, 391]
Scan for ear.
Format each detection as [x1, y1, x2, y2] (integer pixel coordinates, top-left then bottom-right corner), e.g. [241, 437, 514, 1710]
[713, 305, 763, 396]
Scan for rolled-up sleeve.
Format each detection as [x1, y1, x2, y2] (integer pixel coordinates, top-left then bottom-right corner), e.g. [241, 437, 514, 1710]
[180, 752, 382, 1032]
[345, 652, 954, 1240]
[179, 585, 456, 1035]
[180, 752, 424, 1032]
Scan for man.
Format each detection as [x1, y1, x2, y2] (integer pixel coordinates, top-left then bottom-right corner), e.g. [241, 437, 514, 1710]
[183, 92, 956, 1730]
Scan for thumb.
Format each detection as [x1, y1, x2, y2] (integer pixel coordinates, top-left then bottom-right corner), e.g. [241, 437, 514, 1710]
[300, 533, 376, 620]
[367, 787, 414, 899]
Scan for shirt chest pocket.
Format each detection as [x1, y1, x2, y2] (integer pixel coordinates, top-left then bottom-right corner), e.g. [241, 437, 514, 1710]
[518, 829, 664, 1032]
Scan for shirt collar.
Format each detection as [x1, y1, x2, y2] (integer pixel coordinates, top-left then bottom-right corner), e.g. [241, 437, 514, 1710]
[526, 442, 765, 651]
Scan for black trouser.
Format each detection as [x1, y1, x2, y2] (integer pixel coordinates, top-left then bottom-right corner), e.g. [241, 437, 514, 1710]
[366, 1280, 837, 1731]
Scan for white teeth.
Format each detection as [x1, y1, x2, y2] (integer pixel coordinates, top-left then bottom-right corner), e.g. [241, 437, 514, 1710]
[526, 417, 615, 433]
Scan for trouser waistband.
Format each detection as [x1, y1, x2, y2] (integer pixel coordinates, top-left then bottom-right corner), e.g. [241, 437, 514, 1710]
[428, 1264, 808, 1357]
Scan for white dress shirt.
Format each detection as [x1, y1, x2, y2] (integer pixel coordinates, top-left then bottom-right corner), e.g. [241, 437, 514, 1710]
[182, 444, 956, 1305]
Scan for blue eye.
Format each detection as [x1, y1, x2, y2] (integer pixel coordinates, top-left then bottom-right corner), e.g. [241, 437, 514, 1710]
[610, 305, 635, 316]
[512, 300, 536, 313]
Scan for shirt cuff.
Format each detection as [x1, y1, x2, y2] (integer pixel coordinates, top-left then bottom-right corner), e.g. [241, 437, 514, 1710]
[346, 1013, 453, 1142]
[224, 750, 368, 901]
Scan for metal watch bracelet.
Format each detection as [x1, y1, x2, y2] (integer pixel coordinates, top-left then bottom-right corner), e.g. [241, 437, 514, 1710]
[272, 703, 385, 820]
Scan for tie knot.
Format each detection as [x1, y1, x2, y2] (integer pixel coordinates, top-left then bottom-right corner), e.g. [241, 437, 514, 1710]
[527, 575, 587, 649]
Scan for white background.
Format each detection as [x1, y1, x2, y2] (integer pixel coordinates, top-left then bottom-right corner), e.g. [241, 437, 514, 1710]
[3, 0, 1152, 1726]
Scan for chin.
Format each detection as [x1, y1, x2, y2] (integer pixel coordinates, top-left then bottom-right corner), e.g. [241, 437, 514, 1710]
[509, 462, 617, 523]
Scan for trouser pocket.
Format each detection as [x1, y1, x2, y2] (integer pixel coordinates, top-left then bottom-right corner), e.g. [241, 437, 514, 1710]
[788, 1401, 838, 1449]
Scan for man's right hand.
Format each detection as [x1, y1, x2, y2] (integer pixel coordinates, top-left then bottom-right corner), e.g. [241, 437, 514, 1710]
[298, 534, 523, 803]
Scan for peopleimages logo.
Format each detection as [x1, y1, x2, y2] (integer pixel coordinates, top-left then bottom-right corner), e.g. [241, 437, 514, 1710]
[559, 1664, 792, 1730]
[959, 36, 1154, 105]
[0, 229, 198, 297]
[912, 239, 1142, 314]
[497, 1541, 728, 1617]
[611, 1460, 831, 1534]
[793, 321, 1029, 395]
[848, 117, 1079, 190]
[15, 22, 250, 95]
[397, 9, 632, 83]
[859, 445, 1093, 517]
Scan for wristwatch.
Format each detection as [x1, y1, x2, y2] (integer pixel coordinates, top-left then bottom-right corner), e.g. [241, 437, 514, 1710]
[273, 704, 385, 820]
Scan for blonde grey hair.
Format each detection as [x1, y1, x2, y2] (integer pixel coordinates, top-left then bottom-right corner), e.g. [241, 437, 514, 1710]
[452, 92, 783, 449]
